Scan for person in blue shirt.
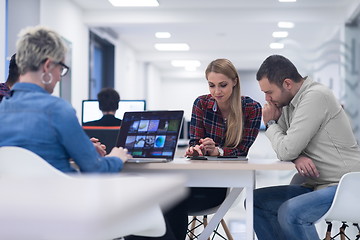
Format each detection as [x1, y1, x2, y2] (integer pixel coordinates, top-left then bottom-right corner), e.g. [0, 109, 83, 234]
[0, 25, 131, 173]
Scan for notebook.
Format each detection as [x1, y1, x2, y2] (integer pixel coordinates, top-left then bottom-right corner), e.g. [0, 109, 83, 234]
[116, 110, 184, 163]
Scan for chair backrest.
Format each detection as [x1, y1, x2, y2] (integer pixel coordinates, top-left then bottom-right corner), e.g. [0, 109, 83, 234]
[289, 172, 306, 185]
[82, 126, 120, 154]
[0, 146, 68, 178]
[321, 172, 360, 223]
[0, 146, 167, 239]
[189, 188, 241, 216]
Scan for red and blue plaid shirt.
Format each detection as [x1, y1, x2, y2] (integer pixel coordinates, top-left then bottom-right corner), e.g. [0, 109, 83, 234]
[0, 83, 11, 102]
[189, 94, 262, 156]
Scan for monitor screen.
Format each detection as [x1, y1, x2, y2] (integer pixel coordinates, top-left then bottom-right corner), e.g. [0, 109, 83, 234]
[81, 100, 146, 124]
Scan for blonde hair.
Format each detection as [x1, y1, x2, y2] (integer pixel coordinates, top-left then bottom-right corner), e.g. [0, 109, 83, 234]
[16, 25, 67, 75]
[205, 59, 243, 148]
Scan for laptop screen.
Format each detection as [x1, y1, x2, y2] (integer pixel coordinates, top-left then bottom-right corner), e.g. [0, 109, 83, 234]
[116, 110, 184, 159]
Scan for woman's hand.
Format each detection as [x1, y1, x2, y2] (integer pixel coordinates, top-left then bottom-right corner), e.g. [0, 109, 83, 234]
[107, 147, 132, 163]
[184, 138, 218, 156]
[199, 138, 218, 156]
[90, 137, 106, 157]
[185, 144, 204, 157]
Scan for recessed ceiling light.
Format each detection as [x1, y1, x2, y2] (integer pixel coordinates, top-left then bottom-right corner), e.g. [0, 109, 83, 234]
[278, 0, 296, 2]
[270, 43, 284, 49]
[154, 43, 190, 51]
[278, 22, 295, 28]
[272, 31, 288, 38]
[155, 32, 171, 39]
[108, 0, 159, 7]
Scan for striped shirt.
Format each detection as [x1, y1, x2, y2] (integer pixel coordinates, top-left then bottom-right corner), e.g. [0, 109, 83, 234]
[189, 94, 262, 156]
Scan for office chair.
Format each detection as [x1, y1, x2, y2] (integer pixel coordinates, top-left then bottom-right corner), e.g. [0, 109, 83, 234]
[0, 146, 166, 240]
[316, 172, 360, 240]
[83, 126, 120, 154]
[187, 188, 242, 240]
[290, 172, 360, 240]
[0, 146, 69, 178]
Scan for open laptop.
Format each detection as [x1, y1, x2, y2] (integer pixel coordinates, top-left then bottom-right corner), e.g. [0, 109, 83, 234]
[116, 110, 184, 163]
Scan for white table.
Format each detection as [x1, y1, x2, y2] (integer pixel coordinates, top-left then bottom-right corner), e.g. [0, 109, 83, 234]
[0, 175, 187, 240]
[123, 157, 295, 240]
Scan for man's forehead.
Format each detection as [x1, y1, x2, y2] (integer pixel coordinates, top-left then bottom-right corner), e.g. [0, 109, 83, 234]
[259, 77, 272, 91]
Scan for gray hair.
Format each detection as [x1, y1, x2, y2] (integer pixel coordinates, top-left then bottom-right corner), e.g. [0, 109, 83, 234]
[16, 26, 67, 75]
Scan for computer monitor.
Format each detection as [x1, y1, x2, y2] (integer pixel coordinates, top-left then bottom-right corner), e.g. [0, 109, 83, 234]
[81, 100, 146, 124]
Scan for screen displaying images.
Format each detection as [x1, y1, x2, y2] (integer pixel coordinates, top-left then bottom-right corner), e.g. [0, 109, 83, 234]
[117, 111, 184, 159]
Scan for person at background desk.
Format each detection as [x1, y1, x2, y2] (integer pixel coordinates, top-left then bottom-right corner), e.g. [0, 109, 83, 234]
[254, 55, 360, 240]
[0, 53, 20, 102]
[83, 88, 122, 127]
[182, 58, 262, 237]
[0, 25, 131, 173]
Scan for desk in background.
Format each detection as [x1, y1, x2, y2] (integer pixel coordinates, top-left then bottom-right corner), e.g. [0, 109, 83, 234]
[123, 157, 294, 240]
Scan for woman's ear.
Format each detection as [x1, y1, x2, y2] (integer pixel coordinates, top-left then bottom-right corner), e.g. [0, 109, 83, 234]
[41, 58, 52, 72]
[233, 77, 238, 87]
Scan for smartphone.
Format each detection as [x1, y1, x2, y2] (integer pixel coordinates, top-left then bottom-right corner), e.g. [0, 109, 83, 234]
[190, 156, 208, 160]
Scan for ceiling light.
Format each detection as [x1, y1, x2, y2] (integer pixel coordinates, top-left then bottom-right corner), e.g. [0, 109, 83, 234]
[272, 31, 288, 38]
[171, 60, 201, 67]
[108, 0, 159, 7]
[278, 0, 296, 2]
[154, 43, 190, 51]
[278, 21, 295, 28]
[155, 32, 171, 38]
[270, 43, 284, 49]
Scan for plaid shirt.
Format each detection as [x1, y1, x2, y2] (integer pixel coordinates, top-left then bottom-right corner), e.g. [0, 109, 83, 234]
[0, 83, 11, 102]
[189, 94, 262, 156]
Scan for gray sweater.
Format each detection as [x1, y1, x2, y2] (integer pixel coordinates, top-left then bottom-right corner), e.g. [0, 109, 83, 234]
[266, 78, 360, 190]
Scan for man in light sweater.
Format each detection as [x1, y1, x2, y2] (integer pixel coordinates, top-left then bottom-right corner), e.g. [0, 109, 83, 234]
[254, 55, 360, 240]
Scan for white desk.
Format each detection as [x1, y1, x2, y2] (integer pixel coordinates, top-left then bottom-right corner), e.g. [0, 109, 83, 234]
[0, 175, 187, 240]
[123, 157, 295, 240]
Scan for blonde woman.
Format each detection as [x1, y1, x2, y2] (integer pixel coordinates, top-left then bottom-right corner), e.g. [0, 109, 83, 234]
[168, 59, 262, 240]
[186, 58, 261, 157]
[0, 26, 130, 173]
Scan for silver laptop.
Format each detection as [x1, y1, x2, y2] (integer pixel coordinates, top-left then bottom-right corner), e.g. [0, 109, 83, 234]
[116, 110, 184, 163]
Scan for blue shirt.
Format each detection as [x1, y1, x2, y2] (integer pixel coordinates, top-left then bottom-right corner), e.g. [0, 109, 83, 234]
[0, 83, 123, 173]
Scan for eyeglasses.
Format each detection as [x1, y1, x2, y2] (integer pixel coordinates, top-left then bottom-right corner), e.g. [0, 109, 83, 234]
[56, 61, 70, 77]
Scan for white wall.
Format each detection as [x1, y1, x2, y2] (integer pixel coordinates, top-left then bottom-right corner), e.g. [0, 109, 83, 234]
[115, 40, 146, 100]
[159, 69, 263, 121]
[39, 0, 89, 120]
[161, 78, 208, 120]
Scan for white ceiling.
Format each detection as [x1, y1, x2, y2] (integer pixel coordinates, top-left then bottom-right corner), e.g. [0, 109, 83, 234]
[71, 0, 360, 78]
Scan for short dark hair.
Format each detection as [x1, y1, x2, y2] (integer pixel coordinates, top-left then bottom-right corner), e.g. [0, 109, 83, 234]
[6, 53, 20, 86]
[256, 55, 304, 87]
[97, 88, 120, 112]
